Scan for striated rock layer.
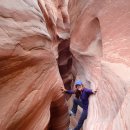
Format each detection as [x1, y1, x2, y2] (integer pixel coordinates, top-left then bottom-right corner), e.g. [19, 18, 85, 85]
[69, 0, 130, 130]
[0, 0, 130, 130]
[0, 0, 71, 130]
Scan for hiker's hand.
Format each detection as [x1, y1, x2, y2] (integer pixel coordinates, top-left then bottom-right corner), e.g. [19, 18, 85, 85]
[93, 90, 97, 94]
[61, 87, 66, 92]
[93, 88, 98, 94]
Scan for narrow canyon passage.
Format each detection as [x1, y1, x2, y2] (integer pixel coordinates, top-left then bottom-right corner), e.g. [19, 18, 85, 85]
[0, 0, 130, 130]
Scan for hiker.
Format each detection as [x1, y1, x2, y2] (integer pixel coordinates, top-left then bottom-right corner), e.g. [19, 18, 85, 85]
[62, 80, 97, 130]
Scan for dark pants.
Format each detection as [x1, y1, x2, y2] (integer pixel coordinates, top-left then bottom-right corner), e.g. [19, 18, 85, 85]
[71, 98, 88, 130]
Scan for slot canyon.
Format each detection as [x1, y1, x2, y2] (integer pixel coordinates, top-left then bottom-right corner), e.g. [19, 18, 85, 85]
[0, 0, 130, 130]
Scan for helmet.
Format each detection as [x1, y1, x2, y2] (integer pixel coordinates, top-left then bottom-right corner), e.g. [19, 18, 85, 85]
[75, 80, 82, 86]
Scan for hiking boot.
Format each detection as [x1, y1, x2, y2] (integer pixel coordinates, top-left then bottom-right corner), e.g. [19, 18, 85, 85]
[68, 128, 73, 130]
[69, 110, 76, 116]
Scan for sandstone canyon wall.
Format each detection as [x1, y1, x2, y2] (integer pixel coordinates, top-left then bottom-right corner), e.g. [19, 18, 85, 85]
[0, 0, 130, 130]
[0, 0, 71, 130]
[69, 0, 130, 130]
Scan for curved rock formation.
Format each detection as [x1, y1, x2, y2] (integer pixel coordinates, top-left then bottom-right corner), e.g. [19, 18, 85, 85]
[0, 0, 130, 130]
[69, 0, 130, 130]
[0, 0, 70, 130]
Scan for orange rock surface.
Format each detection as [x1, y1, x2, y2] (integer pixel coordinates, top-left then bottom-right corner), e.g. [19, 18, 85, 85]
[0, 0, 130, 130]
[0, 0, 70, 130]
[69, 0, 130, 130]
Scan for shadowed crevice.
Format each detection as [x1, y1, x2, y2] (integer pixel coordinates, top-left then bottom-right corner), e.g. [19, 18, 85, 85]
[57, 39, 76, 90]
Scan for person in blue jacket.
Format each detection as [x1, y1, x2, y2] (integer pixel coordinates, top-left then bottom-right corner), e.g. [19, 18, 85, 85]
[62, 80, 97, 130]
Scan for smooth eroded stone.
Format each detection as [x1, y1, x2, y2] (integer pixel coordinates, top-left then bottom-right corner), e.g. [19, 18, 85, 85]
[69, 0, 130, 130]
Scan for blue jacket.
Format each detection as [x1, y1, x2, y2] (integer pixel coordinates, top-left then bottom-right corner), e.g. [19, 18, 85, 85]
[66, 88, 93, 110]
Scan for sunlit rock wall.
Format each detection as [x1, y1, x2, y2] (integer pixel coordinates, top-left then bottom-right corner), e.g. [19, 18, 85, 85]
[1, 0, 130, 130]
[0, 0, 70, 130]
[69, 0, 130, 130]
